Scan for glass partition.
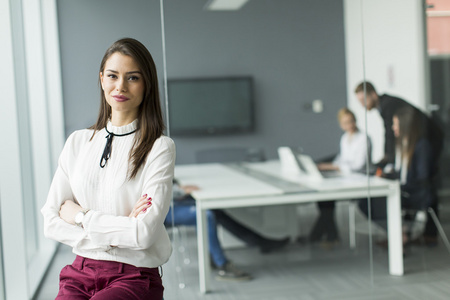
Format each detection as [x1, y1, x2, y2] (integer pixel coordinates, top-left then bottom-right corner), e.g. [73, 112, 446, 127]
[161, 0, 449, 298]
[163, 1, 347, 165]
[353, 0, 450, 294]
[162, 0, 377, 296]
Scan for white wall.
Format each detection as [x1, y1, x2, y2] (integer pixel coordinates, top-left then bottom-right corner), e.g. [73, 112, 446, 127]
[344, 0, 428, 163]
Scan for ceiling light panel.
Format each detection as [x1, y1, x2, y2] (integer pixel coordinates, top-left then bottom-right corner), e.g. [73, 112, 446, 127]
[204, 0, 250, 11]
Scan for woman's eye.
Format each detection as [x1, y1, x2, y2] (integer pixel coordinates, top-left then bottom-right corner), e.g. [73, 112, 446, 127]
[128, 76, 139, 81]
[107, 74, 117, 79]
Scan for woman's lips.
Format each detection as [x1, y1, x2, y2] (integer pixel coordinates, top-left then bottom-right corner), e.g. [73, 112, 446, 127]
[113, 95, 129, 102]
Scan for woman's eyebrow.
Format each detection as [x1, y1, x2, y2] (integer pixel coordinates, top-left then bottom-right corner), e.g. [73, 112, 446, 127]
[105, 69, 141, 74]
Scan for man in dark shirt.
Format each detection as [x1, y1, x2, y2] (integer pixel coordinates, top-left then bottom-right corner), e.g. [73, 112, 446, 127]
[354, 82, 442, 167]
[354, 81, 443, 244]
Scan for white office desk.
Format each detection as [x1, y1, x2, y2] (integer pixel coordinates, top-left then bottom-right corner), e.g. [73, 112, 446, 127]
[175, 161, 403, 293]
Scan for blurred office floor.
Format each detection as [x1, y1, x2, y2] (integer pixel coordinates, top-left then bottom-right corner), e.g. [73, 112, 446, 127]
[35, 201, 450, 300]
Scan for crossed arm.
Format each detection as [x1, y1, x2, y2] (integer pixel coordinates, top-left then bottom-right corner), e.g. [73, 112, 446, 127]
[59, 194, 153, 225]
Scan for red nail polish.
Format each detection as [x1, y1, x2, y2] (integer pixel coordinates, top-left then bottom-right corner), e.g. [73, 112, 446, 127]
[147, 201, 152, 205]
[143, 194, 147, 198]
[147, 197, 152, 201]
[143, 208, 147, 212]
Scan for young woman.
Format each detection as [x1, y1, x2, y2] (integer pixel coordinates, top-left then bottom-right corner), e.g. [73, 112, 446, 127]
[317, 108, 371, 174]
[392, 106, 437, 212]
[310, 108, 371, 245]
[41, 38, 175, 299]
[359, 106, 438, 244]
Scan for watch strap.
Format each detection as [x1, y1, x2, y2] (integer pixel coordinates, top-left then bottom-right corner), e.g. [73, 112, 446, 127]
[75, 209, 90, 227]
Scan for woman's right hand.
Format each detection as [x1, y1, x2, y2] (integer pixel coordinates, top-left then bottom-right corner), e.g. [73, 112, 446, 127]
[181, 184, 200, 194]
[317, 163, 339, 171]
[129, 194, 152, 218]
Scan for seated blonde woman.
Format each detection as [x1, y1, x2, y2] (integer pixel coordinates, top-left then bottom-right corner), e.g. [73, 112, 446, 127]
[310, 108, 372, 246]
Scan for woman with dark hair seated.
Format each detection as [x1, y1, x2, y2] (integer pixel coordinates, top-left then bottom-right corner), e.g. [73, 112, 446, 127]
[359, 106, 439, 244]
[394, 107, 437, 210]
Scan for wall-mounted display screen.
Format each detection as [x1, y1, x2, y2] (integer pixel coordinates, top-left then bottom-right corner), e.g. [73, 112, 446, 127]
[167, 76, 254, 136]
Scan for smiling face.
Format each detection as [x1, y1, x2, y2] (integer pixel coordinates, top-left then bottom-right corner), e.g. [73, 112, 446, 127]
[100, 52, 145, 125]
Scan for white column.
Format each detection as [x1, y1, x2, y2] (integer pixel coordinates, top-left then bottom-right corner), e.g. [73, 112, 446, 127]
[0, 0, 30, 297]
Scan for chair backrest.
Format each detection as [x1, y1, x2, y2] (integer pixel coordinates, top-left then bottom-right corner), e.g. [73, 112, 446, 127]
[195, 147, 265, 164]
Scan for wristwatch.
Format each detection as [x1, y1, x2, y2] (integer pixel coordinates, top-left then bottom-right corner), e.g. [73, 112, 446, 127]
[74, 209, 90, 228]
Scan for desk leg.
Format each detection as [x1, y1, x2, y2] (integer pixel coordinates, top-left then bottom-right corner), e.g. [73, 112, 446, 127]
[387, 182, 404, 276]
[196, 205, 211, 293]
[349, 201, 356, 249]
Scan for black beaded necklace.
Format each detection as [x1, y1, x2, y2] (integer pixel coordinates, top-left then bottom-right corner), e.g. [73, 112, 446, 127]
[99, 127, 137, 168]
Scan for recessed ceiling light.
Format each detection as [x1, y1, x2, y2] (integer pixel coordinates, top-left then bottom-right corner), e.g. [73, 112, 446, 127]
[204, 0, 250, 11]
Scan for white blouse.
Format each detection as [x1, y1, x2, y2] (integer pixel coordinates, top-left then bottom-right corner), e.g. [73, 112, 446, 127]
[333, 130, 371, 174]
[41, 120, 176, 268]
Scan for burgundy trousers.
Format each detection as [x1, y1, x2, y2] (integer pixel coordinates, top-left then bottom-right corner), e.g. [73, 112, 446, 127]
[56, 256, 163, 300]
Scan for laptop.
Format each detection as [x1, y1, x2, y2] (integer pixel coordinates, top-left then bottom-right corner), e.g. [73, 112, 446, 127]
[278, 147, 341, 179]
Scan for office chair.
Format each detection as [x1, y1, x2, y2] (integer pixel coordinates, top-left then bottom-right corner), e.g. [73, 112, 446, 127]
[402, 207, 450, 253]
[349, 201, 450, 253]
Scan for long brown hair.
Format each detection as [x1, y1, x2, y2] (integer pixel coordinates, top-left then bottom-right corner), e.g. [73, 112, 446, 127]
[90, 38, 165, 179]
[394, 106, 424, 168]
